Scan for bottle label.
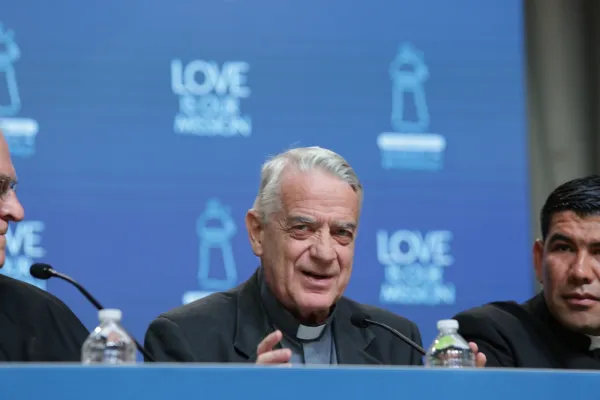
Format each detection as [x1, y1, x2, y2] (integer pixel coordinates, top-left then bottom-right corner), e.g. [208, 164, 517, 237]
[434, 336, 455, 350]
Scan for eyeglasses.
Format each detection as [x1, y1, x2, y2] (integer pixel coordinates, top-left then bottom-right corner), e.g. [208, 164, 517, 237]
[0, 176, 17, 200]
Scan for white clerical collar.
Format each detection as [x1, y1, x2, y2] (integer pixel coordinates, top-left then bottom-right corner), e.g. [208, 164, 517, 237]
[587, 335, 600, 350]
[296, 324, 327, 341]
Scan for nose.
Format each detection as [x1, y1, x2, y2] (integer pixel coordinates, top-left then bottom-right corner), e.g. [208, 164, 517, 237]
[0, 190, 24, 222]
[569, 252, 597, 284]
[310, 233, 336, 264]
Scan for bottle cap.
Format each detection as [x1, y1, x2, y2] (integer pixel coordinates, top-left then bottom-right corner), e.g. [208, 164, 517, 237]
[99, 309, 122, 322]
[437, 319, 459, 330]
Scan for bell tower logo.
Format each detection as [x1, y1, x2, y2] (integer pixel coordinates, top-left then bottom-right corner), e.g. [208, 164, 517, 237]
[182, 199, 238, 304]
[377, 43, 446, 171]
[0, 23, 39, 157]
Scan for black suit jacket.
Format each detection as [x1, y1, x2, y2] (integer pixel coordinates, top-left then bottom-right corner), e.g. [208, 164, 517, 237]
[144, 269, 424, 365]
[0, 273, 89, 362]
[453, 293, 600, 369]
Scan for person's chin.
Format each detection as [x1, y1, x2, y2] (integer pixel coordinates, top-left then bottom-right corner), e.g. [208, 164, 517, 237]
[296, 292, 335, 314]
[556, 305, 600, 333]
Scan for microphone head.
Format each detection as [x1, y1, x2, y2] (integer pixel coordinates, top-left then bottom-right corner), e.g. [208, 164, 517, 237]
[350, 313, 371, 328]
[30, 263, 55, 280]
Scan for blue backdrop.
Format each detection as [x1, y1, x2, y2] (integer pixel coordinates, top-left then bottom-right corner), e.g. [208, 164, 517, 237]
[0, 0, 530, 350]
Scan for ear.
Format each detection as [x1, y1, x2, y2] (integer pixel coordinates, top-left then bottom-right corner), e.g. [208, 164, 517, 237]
[245, 209, 265, 257]
[533, 239, 544, 284]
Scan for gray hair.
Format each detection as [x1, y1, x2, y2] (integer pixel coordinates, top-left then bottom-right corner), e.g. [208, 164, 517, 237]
[253, 146, 363, 223]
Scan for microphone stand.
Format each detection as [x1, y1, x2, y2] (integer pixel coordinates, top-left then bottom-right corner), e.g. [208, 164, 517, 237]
[52, 271, 155, 362]
[364, 318, 426, 355]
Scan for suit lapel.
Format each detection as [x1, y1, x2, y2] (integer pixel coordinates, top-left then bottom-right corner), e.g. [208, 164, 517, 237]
[333, 299, 382, 365]
[231, 273, 382, 365]
[233, 269, 273, 362]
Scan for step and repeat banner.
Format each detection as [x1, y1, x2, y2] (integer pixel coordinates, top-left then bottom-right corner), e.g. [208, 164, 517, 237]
[0, 0, 529, 346]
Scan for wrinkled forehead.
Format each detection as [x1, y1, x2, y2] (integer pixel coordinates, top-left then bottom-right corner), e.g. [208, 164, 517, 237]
[278, 170, 360, 222]
[547, 211, 600, 245]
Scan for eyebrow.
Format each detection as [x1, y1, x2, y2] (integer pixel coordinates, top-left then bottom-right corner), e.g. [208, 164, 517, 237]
[547, 233, 573, 245]
[548, 233, 600, 247]
[334, 221, 357, 231]
[288, 216, 357, 230]
[288, 216, 316, 225]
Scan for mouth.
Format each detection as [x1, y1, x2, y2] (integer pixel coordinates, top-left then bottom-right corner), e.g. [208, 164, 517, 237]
[301, 271, 335, 281]
[563, 293, 600, 307]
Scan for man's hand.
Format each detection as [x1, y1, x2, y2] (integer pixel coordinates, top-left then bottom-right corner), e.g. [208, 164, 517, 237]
[256, 330, 292, 365]
[469, 342, 487, 367]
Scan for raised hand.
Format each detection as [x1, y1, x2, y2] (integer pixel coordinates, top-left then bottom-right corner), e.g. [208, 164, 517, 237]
[255, 330, 292, 366]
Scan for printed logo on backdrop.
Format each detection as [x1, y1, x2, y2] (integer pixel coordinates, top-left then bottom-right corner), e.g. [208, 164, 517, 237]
[0, 221, 46, 289]
[376, 43, 446, 171]
[377, 229, 455, 305]
[171, 59, 251, 137]
[0, 23, 39, 157]
[182, 199, 238, 304]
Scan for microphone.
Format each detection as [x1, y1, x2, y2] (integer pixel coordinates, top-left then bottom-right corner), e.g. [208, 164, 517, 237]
[30, 263, 155, 362]
[351, 312, 426, 355]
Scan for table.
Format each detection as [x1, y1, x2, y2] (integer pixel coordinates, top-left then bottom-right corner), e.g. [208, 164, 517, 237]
[0, 364, 597, 400]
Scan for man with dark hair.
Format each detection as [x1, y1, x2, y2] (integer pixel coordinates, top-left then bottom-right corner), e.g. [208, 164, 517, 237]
[454, 175, 600, 369]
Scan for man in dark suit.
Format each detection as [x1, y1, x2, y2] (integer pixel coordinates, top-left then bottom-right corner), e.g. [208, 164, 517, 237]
[145, 147, 429, 365]
[454, 175, 600, 369]
[0, 130, 89, 361]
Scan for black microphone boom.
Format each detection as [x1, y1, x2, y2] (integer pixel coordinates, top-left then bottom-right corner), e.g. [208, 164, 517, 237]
[30, 263, 155, 362]
[351, 313, 426, 356]
[30, 263, 103, 310]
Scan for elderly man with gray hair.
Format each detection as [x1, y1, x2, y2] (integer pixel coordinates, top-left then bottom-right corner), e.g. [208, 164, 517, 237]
[144, 146, 424, 365]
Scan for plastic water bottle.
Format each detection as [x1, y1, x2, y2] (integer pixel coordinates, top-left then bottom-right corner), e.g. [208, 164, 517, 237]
[81, 309, 136, 364]
[425, 319, 475, 368]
